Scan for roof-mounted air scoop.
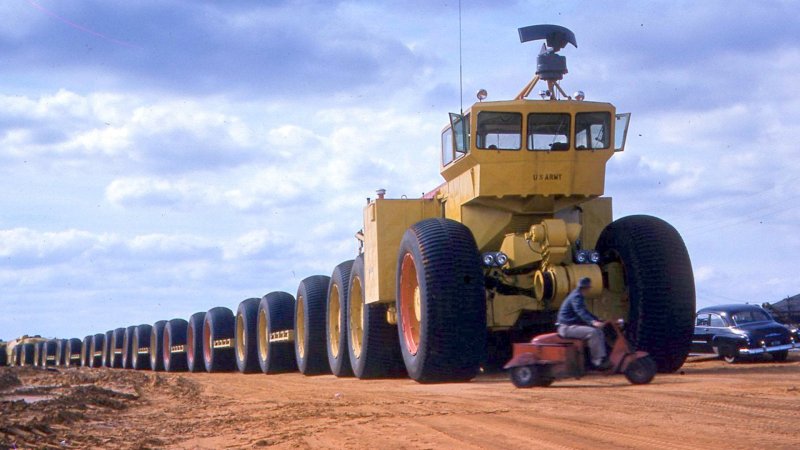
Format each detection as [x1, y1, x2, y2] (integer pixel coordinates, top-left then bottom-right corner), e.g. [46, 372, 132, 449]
[515, 25, 578, 100]
[519, 24, 577, 81]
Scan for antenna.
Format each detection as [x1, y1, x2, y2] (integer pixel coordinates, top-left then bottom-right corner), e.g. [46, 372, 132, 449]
[458, 0, 463, 114]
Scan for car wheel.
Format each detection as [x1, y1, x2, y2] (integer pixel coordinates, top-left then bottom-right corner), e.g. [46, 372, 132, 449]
[771, 350, 789, 362]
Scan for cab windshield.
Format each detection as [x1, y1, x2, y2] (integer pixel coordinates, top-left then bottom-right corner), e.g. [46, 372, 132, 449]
[730, 309, 771, 325]
[476, 112, 521, 150]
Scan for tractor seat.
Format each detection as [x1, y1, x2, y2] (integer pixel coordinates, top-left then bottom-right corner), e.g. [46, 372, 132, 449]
[533, 332, 585, 348]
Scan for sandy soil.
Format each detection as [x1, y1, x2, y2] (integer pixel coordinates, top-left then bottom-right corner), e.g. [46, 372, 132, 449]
[1, 353, 799, 449]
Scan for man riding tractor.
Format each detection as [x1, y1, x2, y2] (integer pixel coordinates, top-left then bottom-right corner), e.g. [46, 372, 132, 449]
[557, 277, 610, 370]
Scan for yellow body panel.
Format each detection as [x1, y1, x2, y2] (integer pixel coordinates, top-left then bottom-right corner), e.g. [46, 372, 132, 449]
[363, 199, 439, 304]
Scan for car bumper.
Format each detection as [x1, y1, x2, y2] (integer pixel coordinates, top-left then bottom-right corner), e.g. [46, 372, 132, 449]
[739, 343, 797, 355]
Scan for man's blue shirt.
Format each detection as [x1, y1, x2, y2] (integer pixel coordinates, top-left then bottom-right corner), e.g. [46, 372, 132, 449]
[557, 288, 599, 326]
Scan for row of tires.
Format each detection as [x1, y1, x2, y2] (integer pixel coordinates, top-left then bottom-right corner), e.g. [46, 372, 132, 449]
[5, 276, 400, 376]
[7, 219, 487, 382]
[7, 297, 296, 374]
[5, 260, 430, 379]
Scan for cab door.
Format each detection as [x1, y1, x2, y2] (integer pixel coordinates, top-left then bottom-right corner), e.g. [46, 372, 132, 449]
[691, 314, 713, 354]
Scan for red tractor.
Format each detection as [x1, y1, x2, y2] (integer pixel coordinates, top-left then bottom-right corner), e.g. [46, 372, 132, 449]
[504, 321, 657, 387]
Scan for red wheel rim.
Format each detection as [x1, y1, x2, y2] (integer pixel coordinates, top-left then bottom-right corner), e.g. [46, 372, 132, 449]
[203, 318, 212, 363]
[399, 253, 421, 355]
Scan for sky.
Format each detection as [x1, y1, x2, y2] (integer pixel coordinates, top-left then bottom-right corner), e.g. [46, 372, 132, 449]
[1, 0, 799, 340]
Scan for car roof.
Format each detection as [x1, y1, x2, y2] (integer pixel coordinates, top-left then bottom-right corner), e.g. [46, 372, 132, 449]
[697, 304, 765, 315]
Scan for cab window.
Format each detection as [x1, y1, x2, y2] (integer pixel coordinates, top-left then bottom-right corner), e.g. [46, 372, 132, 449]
[695, 314, 710, 327]
[441, 126, 454, 165]
[575, 112, 611, 150]
[477, 112, 521, 150]
[527, 113, 570, 151]
[709, 314, 725, 327]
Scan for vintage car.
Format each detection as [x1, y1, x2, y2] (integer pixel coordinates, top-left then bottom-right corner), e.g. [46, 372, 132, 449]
[691, 304, 797, 363]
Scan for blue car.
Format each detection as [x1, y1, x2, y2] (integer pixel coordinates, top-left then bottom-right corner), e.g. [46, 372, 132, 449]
[691, 304, 797, 363]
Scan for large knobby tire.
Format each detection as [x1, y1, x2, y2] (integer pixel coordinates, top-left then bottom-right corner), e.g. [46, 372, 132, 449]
[0, 344, 6, 367]
[108, 328, 125, 368]
[257, 292, 297, 374]
[131, 325, 152, 370]
[91, 333, 105, 368]
[347, 255, 406, 379]
[81, 336, 92, 367]
[42, 341, 56, 367]
[235, 298, 261, 373]
[596, 215, 695, 374]
[54, 339, 67, 367]
[396, 218, 487, 383]
[187, 312, 206, 373]
[121, 326, 137, 369]
[203, 307, 236, 372]
[34, 342, 43, 367]
[164, 318, 189, 372]
[327, 260, 354, 377]
[102, 330, 114, 368]
[295, 275, 332, 375]
[20, 343, 35, 366]
[150, 320, 167, 372]
[65, 338, 82, 367]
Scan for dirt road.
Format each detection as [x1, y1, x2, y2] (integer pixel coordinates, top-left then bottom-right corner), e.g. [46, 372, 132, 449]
[2, 354, 799, 449]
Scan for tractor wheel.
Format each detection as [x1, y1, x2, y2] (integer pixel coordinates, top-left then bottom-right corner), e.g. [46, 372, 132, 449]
[0, 344, 6, 367]
[772, 350, 789, 362]
[203, 307, 236, 372]
[327, 260, 354, 377]
[347, 255, 406, 379]
[34, 342, 43, 368]
[150, 320, 167, 372]
[235, 298, 261, 373]
[65, 338, 82, 367]
[121, 326, 137, 369]
[20, 343, 35, 366]
[624, 356, 657, 385]
[257, 292, 297, 374]
[109, 328, 125, 368]
[102, 330, 114, 367]
[131, 325, 152, 370]
[295, 275, 332, 375]
[91, 333, 105, 368]
[164, 318, 189, 372]
[187, 312, 206, 372]
[54, 339, 67, 367]
[396, 218, 486, 383]
[81, 336, 92, 367]
[596, 215, 695, 374]
[43, 340, 56, 367]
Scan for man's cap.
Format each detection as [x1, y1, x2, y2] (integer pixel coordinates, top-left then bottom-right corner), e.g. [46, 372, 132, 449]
[578, 277, 592, 288]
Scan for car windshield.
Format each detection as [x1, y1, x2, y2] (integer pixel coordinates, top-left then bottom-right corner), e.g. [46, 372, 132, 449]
[730, 309, 770, 325]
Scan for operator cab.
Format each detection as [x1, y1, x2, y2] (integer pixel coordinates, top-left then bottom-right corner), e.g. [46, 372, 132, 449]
[441, 102, 630, 166]
[436, 25, 630, 202]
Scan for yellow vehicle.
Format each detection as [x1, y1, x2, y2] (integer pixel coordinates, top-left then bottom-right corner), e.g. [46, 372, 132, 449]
[277, 25, 695, 383]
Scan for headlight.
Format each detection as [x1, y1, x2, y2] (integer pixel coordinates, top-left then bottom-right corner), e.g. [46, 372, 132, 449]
[482, 252, 508, 268]
[575, 251, 588, 264]
[589, 251, 600, 264]
[482, 253, 496, 267]
[495, 252, 509, 266]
